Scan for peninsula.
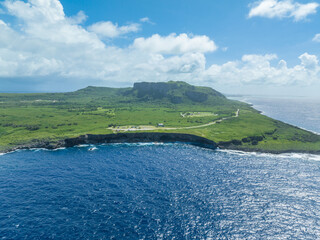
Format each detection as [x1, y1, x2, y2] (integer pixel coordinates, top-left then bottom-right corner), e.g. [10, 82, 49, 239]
[0, 81, 319, 154]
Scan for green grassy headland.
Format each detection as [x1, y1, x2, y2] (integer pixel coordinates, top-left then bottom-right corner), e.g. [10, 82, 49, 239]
[0, 81, 319, 154]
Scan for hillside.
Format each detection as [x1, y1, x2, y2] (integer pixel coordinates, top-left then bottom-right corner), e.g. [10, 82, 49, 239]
[0, 81, 319, 154]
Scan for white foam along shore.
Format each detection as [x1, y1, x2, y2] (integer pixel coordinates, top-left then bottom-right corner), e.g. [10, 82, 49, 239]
[217, 149, 320, 161]
[0, 143, 173, 156]
[0, 147, 67, 156]
[1, 142, 320, 162]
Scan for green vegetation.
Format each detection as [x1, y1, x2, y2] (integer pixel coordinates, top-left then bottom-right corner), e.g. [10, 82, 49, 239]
[0, 81, 319, 153]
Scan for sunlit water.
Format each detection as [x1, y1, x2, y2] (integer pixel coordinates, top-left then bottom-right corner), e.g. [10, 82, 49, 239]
[1, 97, 320, 239]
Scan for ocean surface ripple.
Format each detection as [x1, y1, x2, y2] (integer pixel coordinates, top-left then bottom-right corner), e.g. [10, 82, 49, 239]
[1, 144, 320, 239]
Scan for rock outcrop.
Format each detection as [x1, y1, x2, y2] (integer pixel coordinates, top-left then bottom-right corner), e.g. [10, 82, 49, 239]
[64, 133, 218, 150]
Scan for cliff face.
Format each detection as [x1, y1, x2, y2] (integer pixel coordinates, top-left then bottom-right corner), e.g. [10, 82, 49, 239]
[185, 90, 208, 102]
[64, 133, 218, 149]
[1, 133, 217, 153]
[132, 81, 225, 104]
[133, 82, 176, 99]
[2, 132, 320, 155]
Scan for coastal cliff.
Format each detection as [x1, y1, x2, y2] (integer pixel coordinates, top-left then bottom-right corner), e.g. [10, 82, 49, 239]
[2, 132, 320, 155]
[65, 133, 320, 154]
[3, 133, 218, 153]
[65, 133, 218, 149]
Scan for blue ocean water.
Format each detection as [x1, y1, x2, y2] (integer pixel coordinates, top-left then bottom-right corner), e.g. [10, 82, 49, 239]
[234, 96, 320, 134]
[1, 98, 320, 239]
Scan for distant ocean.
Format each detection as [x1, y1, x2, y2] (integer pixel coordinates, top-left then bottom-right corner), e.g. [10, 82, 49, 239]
[1, 97, 320, 239]
[231, 96, 320, 134]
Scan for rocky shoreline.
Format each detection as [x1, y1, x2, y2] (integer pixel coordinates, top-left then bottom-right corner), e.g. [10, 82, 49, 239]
[1, 132, 319, 155]
[65, 133, 218, 149]
[1, 133, 218, 154]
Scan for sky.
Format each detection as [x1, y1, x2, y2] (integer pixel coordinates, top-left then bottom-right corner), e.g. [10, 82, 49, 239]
[0, 0, 320, 96]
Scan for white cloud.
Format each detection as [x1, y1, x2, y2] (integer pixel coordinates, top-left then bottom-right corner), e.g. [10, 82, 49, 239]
[140, 17, 150, 23]
[69, 10, 87, 24]
[4, 0, 65, 23]
[3, 0, 103, 47]
[88, 21, 140, 38]
[312, 33, 320, 42]
[0, 0, 319, 94]
[205, 53, 320, 85]
[299, 52, 318, 69]
[0, 19, 7, 26]
[248, 0, 319, 21]
[293, 2, 319, 20]
[0, 0, 211, 84]
[132, 33, 217, 54]
[139, 17, 155, 24]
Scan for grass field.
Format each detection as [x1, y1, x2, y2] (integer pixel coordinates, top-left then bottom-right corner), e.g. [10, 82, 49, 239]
[0, 81, 319, 153]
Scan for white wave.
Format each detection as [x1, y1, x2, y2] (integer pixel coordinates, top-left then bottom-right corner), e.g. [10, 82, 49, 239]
[105, 142, 174, 147]
[137, 142, 168, 146]
[28, 147, 67, 153]
[88, 147, 98, 151]
[0, 149, 23, 156]
[29, 148, 47, 152]
[217, 149, 320, 161]
[0, 147, 69, 156]
[77, 144, 90, 148]
[52, 147, 67, 151]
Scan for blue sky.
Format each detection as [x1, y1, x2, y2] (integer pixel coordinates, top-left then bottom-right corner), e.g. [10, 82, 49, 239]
[1, 0, 320, 96]
[60, 0, 320, 65]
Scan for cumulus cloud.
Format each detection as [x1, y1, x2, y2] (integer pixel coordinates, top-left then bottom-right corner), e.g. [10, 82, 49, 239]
[3, 0, 103, 47]
[88, 21, 140, 38]
[69, 10, 87, 24]
[205, 53, 320, 85]
[248, 0, 319, 21]
[299, 52, 319, 69]
[132, 33, 217, 54]
[4, 0, 65, 23]
[0, 0, 214, 85]
[0, 0, 319, 93]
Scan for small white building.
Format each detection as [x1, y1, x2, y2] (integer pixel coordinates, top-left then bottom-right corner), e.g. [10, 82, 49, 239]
[157, 123, 164, 127]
